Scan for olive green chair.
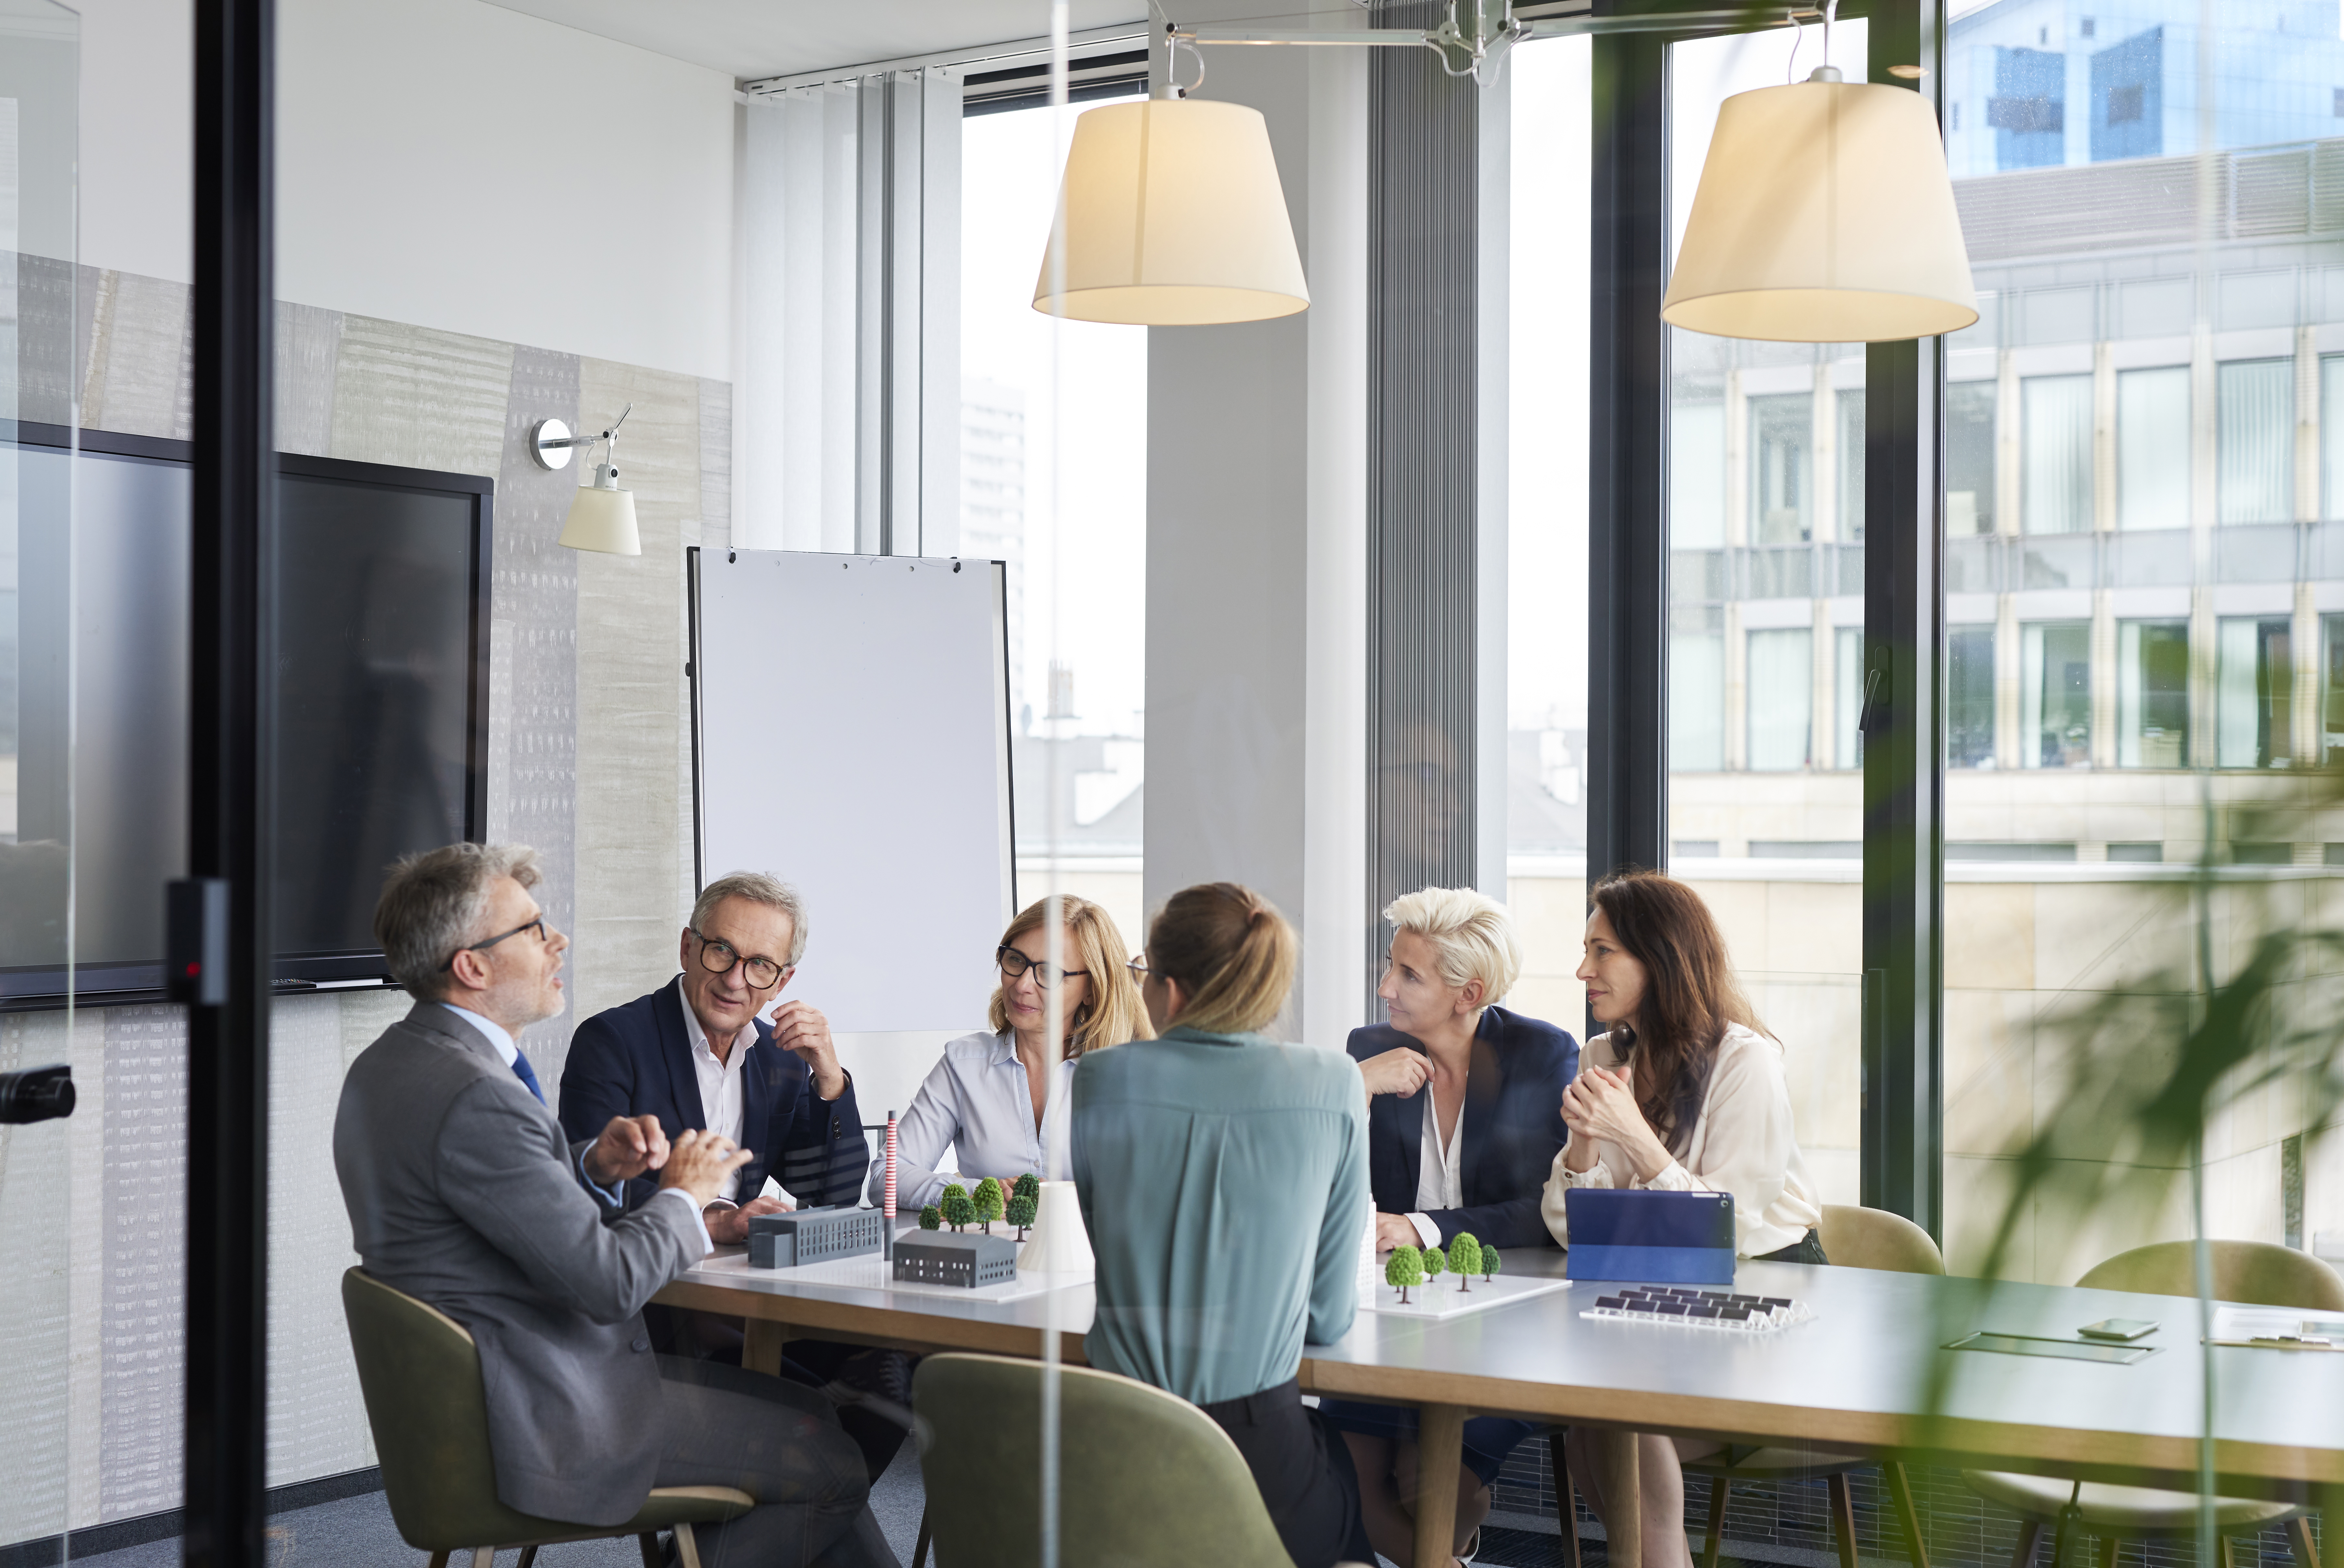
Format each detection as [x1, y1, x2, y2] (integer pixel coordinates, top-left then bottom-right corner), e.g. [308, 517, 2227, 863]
[342, 1268, 753, 1568]
[912, 1351, 1372, 1568]
[1964, 1241, 2342, 1568]
[1682, 1206, 1945, 1568]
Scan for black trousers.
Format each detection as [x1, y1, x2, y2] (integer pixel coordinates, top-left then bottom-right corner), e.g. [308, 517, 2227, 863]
[1197, 1378, 1376, 1568]
[653, 1355, 899, 1568]
[1756, 1227, 1828, 1265]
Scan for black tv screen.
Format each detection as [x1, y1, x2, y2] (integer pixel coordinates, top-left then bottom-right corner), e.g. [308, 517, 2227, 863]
[0, 427, 491, 1003]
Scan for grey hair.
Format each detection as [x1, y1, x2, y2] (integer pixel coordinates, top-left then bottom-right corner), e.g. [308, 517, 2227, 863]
[374, 843, 544, 997]
[690, 872, 809, 968]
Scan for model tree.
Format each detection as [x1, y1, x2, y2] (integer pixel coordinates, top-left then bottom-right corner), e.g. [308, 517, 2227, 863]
[1423, 1246, 1447, 1289]
[1384, 1245, 1425, 1306]
[1448, 1234, 1483, 1292]
[973, 1177, 1005, 1234]
[1481, 1247, 1501, 1283]
[918, 1205, 941, 1231]
[1012, 1172, 1041, 1204]
[940, 1183, 975, 1232]
[1006, 1190, 1038, 1241]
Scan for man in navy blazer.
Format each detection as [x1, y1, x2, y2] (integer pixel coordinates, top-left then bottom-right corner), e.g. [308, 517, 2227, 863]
[1346, 1002, 1577, 1251]
[559, 872, 867, 1238]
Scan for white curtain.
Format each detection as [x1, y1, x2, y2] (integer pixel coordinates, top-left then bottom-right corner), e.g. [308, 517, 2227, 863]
[1835, 625, 1864, 769]
[1669, 631, 1725, 771]
[2022, 373, 2092, 534]
[741, 70, 960, 556]
[1746, 627, 1813, 770]
[2219, 358, 2293, 526]
[2117, 366, 2190, 531]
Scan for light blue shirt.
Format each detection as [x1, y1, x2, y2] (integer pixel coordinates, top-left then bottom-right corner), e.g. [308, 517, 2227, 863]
[871, 1029, 1073, 1211]
[440, 1002, 707, 1251]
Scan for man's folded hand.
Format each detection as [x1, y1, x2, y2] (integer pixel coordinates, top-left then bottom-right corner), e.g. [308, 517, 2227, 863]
[583, 1113, 670, 1186]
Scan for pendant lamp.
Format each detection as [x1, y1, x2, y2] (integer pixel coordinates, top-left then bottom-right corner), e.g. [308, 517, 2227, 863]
[1662, 68, 1977, 343]
[1033, 94, 1309, 326]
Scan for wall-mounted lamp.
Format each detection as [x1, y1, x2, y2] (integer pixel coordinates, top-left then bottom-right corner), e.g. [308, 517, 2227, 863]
[528, 405, 642, 556]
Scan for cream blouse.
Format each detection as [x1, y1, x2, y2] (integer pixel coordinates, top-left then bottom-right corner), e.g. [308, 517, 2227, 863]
[1540, 1023, 1821, 1258]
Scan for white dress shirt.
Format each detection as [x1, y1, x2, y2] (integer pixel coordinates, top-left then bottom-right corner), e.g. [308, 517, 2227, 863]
[439, 1002, 710, 1255]
[1407, 1086, 1465, 1249]
[675, 978, 755, 1204]
[1540, 1023, 1821, 1258]
[871, 1028, 1072, 1210]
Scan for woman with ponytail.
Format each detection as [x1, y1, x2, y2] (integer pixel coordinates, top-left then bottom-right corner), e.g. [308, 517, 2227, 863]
[1546, 869, 1822, 1568]
[1072, 882, 1374, 1568]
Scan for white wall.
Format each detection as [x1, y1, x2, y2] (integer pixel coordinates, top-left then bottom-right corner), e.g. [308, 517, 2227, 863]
[76, 0, 738, 381]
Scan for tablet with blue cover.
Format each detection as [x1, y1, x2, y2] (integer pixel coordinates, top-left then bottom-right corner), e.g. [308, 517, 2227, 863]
[1564, 1189, 1736, 1285]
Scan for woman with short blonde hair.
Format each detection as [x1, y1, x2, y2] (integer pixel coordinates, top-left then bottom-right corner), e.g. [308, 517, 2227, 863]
[874, 894, 1149, 1211]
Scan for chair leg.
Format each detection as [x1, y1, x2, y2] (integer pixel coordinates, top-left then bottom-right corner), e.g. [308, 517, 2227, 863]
[638, 1530, 665, 1568]
[471, 1549, 496, 1568]
[1552, 1432, 1583, 1568]
[516, 1550, 538, 1568]
[2287, 1517, 2323, 1568]
[1703, 1476, 1734, 1568]
[674, 1523, 705, 1568]
[2095, 1534, 2120, 1568]
[1826, 1474, 1860, 1568]
[2008, 1518, 2046, 1568]
[1887, 1462, 1931, 1568]
[427, 1555, 452, 1568]
[2220, 1536, 2236, 1568]
[913, 1504, 933, 1568]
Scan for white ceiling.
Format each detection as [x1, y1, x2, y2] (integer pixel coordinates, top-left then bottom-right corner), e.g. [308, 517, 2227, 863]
[479, 0, 1150, 82]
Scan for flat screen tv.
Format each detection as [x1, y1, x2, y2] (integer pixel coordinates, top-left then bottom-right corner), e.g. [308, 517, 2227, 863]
[0, 423, 492, 1005]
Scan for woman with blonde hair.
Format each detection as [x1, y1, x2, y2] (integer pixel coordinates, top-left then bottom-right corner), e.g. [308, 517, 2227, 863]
[1072, 882, 1374, 1568]
[873, 893, 1148, 1210]
[1549, 869, 1822, 1568]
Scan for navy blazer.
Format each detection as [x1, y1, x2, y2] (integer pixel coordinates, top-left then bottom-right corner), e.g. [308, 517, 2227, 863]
[558, 979, 869, 1213]
[1345, 1003, 1578, 1250]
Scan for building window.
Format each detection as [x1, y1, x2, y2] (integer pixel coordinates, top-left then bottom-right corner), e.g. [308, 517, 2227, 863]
[1672, 402, 1726, 548]
[2217, 616, 2293, 769]
[1949, 625, 1996, 767]
[2217, 359, 2294, 525]
[1835, 625, 1866, 769]
[2105, 82, 2140, 122]
[2117, 620, 2189, 767]
[2022, 622, 2092, 768]
[2325, 614, 2344, 763]
[1947, 380, 1996, 535]
[2023, 374, 2093, 534]
[1670, 630, 1725, 772]
[2321, 356, 2344, 520]
[2116, 365, 2189, 531]
[1749, 393, 1813, 544]
[1837, 388, 1865, 542]
[2334, 85, 2344, 118]
[1990, 45, 2066, 170]
[1747, 627, 1813, 770]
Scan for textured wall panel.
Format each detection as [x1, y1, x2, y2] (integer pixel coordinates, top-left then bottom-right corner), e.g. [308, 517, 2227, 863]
[329, 315, 515, 478]
[1365, 7, 1483, 999]
[574, 357, 702, 1027]
[100, 1005, 187, 1521]
[84, 269, 194, 440]
[699, 376, 732, 556]
[15, 254, 78, 427]
[0, 1012, 77, 1544]
[496, 345, 583, 1078]
[274, 302, 343, 457]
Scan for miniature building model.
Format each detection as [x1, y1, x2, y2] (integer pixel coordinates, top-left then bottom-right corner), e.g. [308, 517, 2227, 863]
[747, 1207, 888, 1269]
[893, 1230, 1017, 1288]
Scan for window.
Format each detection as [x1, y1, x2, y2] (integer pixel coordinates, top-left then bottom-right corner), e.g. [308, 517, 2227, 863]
[2217, 359, 2294, 525]
[1747, 627, 1813, 770]
[2116, 366, 2189, 531]
[1946, 380, 1997, 535]
[2326, 613, 2344, 761]
[1836, 389, 1865, 542]
[2021, 622, 2091, 767]
[2322, 355, 2344, 519]
[1671, 403, 1726, 548]
[2217, 616, 2293, 768]
[2022, 373, 2092, 533]
[1749, 392, 1813, 544]
[2117, 620, 2189, 767]
[1835, 625, 1865, 769]
[1948, 625, 1997, 767]
[1671, 631, 1726, 772]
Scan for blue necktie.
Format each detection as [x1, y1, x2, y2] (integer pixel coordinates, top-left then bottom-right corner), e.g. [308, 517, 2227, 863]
[511, 1051, 545, 1105]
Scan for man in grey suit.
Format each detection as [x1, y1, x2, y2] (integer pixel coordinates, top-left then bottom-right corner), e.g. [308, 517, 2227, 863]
[334, 842, 895, 1566]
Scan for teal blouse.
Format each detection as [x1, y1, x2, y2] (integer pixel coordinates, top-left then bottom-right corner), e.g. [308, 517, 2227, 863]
[1070, 1024, 1369, 1405]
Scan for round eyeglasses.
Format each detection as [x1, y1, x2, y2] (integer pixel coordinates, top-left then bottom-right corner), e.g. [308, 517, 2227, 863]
[998, 946, 1088, 989]
[689, 929, 788, 989]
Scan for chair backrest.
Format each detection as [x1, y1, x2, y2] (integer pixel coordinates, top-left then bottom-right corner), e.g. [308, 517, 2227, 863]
[342, 1268, 554, 1552]
[2077, 1240, 2344, 1311]
[913, 1353, 1298, 1568]
[1819, 1205, 1946, 1276]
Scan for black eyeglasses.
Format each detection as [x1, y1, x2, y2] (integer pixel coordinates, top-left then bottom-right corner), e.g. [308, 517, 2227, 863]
[441, 916, 548, 970]
[999, 946, 1088, 989]
[690, 929, 788, 989]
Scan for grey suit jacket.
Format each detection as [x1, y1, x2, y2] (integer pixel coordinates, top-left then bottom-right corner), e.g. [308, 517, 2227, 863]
[333, 1001, 704, 1526]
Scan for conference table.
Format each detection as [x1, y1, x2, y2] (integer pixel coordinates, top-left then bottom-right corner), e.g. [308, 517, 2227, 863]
[657, 1240, 2344, 1568]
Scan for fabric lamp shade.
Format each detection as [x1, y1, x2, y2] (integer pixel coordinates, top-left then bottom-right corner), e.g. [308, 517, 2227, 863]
[1662, 79, 1977, 343]
[558, 480, 641, 556]
[1033, 97, 1309, 326]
